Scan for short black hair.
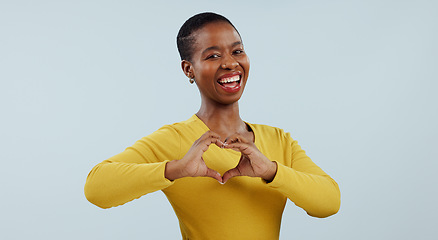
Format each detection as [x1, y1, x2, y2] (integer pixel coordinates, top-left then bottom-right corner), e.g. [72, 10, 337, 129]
[177, 12, 240, 62]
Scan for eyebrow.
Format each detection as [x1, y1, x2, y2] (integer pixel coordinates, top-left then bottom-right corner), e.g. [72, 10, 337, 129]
[201, 41, 243, 55]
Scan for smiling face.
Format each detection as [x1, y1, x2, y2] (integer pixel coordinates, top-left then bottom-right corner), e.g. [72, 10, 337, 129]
[183, 21, 250, 105]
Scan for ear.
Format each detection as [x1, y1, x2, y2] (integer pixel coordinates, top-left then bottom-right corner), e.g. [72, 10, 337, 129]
[181, 60, 194, 79]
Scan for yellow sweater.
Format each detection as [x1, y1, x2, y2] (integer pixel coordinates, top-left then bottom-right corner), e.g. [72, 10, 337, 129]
[85, 115, 340, 240]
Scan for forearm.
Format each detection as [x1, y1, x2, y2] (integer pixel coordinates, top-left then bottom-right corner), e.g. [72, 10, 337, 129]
[84, 160, 173, 209]
[268, 162, 341, 218]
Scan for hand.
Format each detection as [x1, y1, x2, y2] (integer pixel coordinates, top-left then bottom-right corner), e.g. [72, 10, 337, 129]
[222, 133, 277, 184]
[165, 131, 224, 182]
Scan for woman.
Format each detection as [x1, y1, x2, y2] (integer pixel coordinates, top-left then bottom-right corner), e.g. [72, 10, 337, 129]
[85, 12, 340, 239]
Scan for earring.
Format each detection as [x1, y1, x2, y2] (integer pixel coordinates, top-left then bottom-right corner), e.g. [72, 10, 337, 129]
[189, 78, 195, 84]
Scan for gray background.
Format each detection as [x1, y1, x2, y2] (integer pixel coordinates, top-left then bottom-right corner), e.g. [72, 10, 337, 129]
[1, 0, 437, 239]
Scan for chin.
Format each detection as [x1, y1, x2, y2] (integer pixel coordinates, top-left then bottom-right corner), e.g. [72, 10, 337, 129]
[219, 92, 244, 105]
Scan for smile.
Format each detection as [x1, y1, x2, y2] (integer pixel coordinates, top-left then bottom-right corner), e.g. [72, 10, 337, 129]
[218, 74, 240, 85]
[217, 72, 242, 93]
[217, 74, 241, 93]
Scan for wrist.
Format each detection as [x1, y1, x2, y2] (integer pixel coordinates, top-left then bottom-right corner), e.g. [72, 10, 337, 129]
[263, 161, 278, 183]
[165, 159, 182, 181]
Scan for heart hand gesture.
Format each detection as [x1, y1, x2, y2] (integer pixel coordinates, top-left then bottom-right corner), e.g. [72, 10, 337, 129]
[165, 131, 276, 184]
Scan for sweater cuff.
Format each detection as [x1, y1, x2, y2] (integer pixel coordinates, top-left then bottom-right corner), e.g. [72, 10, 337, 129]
[263, 160, 288, 189]
[141, 160, 174, 189]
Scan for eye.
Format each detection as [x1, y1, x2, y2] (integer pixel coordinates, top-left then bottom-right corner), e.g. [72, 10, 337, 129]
[206, 54, 220, 59]
[233, 49, 244, 55]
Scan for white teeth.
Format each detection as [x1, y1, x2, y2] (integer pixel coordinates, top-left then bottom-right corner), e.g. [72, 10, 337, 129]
[219, 75, 240, 83]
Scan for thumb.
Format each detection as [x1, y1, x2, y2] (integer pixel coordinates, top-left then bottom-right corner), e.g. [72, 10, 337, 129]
[222, 167, 241, 184]
[204, 167, 223, 183]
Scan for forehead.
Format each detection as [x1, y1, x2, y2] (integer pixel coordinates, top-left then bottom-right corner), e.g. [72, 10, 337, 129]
[192, 22, 242, 52]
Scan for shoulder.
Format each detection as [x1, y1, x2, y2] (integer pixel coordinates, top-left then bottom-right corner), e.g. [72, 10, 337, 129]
[247, 122, 295, 147]
[145, 115, 206, 140]
[129, 118, 199, 162]
[248, 122, 291, 139]
[247, 122, 296, 161]
[164, 115, 205, 135]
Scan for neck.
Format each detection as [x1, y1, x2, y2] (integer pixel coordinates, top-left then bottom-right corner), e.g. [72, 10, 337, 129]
[196, 100, 246, 138]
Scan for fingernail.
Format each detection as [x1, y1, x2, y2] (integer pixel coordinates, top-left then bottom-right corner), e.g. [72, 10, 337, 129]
[218, 181, 224, 185]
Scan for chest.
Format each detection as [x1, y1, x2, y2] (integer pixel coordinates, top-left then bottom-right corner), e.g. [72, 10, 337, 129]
[163, 145, 286, 211]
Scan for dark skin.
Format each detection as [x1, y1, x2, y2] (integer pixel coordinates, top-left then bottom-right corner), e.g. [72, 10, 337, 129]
[165, 21, 277, 183]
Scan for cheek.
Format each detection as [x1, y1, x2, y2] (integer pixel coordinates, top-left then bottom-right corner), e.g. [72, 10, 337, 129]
[241, 56, 250, 73]
[197, 64, 217, 79]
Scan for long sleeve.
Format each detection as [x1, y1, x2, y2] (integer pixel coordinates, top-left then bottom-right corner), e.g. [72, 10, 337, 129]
[266, 132, 341, 218]
[84, 117, 340, 239]
[84, 125, 181, 209]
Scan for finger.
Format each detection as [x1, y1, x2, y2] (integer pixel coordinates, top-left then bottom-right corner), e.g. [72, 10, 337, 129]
[204, 167, 223, 183]
[206, 130, 222, 139]
[199, 131, 224, 146]
[198, 130, 221, 142]
[209, 132, 226, 147]
[200, 136, 225, 150]
[224, 133, 249, 144]
[223, 142, 252, 155]
[222, 167, 242, 184]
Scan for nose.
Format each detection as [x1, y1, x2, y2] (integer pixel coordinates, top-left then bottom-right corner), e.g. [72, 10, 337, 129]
[221, 54, 239, 69]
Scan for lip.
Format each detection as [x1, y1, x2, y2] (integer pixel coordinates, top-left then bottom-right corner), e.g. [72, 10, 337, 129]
[217, 72, 242, 93]
[218, 72, 241, 80]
